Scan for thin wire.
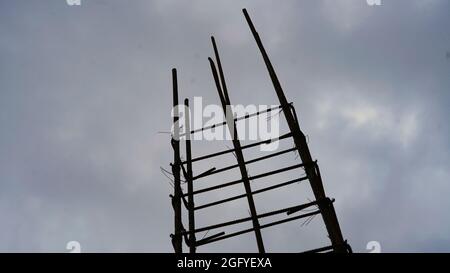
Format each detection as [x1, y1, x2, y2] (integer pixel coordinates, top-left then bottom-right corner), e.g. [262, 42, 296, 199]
[161, 166, 186, 184]
[301, 214, 317, 227]
[160, 167, 175, 188]
[265, 108, 283, 121]
[201, 230, 210, 240]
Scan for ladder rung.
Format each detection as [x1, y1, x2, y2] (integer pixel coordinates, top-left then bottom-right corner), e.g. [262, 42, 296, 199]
[179, 104, 287, 137]
[192, 147, 297, 180]
[195, 210, 321, 247]
[181, 162, 311, 197]
[181, 132, 293, 164]
[183, 199, 322, 235]
[194, 176, 308, 210]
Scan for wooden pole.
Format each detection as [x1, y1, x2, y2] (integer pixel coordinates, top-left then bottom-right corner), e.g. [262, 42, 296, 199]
[242, 8, 348, 252]
[184, 98, 196, 253]
[171, 68, 183, 253]
[208, 37, 266, 252]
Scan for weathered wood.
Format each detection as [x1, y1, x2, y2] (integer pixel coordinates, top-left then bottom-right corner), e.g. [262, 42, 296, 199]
[243, 8, 348, 252]
[195, 210, 321, 247]
[184, 98, 196, 253]
[182, 162, 308, 197]
[209, 36, 265, 253]
[192, 147, 296, 180]
[181, 132, 293, 164]
[184, 200, 323, 235]
[170, 68, 182, 253]
[194, 176, 309, 211]
[179, 104, 284, 138]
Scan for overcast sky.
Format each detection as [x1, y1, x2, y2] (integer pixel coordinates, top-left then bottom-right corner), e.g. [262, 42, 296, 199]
[0, 0, 449, 252]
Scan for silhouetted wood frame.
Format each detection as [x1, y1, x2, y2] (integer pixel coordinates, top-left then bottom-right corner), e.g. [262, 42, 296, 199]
[169, 9, 351, 253]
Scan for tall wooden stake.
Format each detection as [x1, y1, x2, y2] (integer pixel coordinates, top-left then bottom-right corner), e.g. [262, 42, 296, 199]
[184, 98, 196, 253]
[242, 8, 347, 252]
[171, 68, 182, 253]
[208, 37, 266, 253]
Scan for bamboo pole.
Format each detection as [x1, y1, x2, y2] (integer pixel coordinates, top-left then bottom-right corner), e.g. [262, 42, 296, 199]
[242, 8, 348, 252]
[170, 68, 182, 253]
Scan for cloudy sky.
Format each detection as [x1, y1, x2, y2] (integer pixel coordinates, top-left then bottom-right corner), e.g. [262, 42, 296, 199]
[0, 0, 449, 252]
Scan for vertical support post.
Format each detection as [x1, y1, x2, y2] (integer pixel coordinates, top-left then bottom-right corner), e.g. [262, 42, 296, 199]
[171, 68, 183, 253]
[208, 37, 266, 253]
[184, 98, 196, 253]
[242, 9, 348, 252]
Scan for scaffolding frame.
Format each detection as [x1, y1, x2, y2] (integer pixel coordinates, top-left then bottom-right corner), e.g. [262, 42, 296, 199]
[169, 9, 351, 253]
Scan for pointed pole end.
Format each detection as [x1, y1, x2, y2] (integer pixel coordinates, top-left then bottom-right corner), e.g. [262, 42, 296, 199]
[242, 8, 249, 18]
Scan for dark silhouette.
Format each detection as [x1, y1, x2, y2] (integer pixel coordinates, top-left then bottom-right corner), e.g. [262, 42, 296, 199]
[169, 9, 351, 253]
